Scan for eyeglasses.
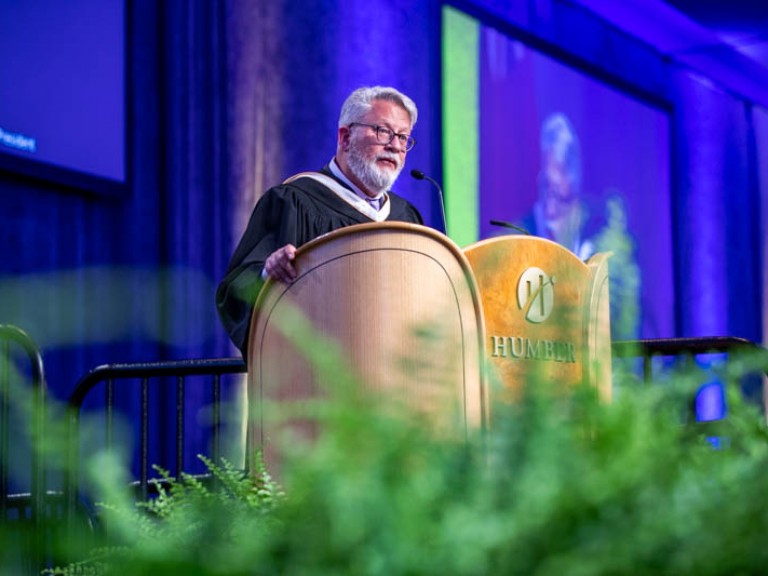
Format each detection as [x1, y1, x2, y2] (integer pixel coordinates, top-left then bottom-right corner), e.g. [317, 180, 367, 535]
[349, 122, 416, 151]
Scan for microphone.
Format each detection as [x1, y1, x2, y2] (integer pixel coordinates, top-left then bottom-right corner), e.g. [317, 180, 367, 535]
[410, 169, 447, 234]
[489, 219, 531, 235]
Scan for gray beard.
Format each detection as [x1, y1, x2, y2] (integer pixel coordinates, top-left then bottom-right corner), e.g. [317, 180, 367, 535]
[347, 142, 402, 195]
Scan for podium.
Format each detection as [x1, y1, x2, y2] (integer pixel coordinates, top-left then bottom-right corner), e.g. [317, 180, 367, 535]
[463, 235, 612, 406]
[245, 225, 611, 470]
[246, 223, 487, 469]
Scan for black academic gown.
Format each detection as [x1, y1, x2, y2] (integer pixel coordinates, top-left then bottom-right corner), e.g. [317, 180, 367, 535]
[216, 165, 424, 355]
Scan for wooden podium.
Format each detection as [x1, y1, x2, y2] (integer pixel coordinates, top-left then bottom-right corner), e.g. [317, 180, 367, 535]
[463, 235, 611, 406]
[246, 223, 487, 468]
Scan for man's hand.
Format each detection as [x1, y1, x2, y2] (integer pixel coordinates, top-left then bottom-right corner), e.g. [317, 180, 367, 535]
[264, 244, 298, 283]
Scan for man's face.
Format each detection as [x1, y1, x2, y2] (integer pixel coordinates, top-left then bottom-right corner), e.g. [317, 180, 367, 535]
[539, 153, 576, 220]
[341, 99, 412, 195]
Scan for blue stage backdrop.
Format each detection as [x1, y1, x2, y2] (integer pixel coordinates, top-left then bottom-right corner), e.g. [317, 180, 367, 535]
[757, 106, 768, 340]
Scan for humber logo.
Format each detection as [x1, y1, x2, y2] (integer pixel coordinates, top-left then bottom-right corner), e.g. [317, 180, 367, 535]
[489, 267, 574, 364]
[517, 267, 555, 323]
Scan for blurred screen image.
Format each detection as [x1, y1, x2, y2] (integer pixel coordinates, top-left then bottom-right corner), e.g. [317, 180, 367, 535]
[443, 6, 674, 339]
[0, 1, 125, 189]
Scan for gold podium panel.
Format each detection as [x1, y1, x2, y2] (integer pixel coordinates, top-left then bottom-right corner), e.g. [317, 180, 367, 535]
[464, 236, 611, 405]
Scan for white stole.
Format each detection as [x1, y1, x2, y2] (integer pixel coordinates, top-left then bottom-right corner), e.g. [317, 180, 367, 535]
[282, 172, 390, 222]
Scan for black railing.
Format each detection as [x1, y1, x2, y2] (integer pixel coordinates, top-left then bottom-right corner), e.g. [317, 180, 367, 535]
[612, 336, 768, 384]
[65, 357, 246, 523]
[0, 324, 46, 526]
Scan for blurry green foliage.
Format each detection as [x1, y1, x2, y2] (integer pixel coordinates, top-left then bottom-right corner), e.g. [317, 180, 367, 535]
[4, 314, 768, 575]
[39, 355, 768, 575]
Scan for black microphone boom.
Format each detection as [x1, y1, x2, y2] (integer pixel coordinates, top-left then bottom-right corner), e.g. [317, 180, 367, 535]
[410, 169, 448, 234]
[489, 219, 531, 235]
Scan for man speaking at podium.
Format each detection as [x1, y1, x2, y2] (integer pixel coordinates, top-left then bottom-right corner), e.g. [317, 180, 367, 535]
[216, 86, 424, 354]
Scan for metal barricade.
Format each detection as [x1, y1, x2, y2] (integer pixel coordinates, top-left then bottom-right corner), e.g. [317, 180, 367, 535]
[65, 357, 246, 522]
[612, 336, 768, 383]
[0, 324, 46, 525]
[612, 336, 768, 433]
[0, 325, 48, 575]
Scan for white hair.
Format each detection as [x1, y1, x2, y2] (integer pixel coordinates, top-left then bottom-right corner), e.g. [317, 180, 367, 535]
[338, 86, 418, 129]
[540, 112, 581, 189]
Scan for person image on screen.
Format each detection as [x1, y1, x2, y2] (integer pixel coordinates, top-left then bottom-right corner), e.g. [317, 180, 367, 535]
[532, 112, 594, 261]
[531, 112, 641, 339]
[216, 86, 424, 355]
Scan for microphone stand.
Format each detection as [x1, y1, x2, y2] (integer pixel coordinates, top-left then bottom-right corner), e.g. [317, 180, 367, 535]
[410, 169, 448, 234]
